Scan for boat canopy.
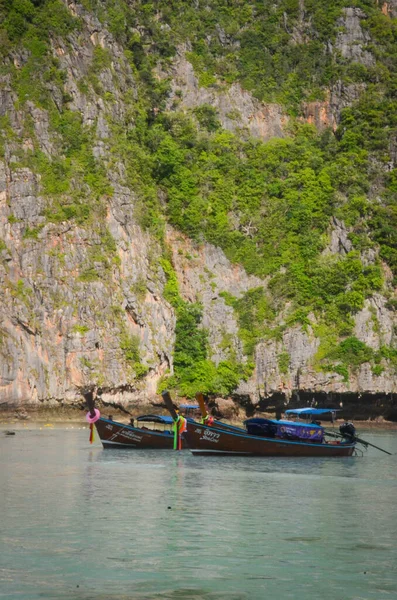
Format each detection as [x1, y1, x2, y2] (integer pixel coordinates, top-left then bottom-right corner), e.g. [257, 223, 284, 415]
[245, 418, 324, 442]
[285, 408, 339, 416]
[246, 418, 323, 429]
[137, 414, 174, 424]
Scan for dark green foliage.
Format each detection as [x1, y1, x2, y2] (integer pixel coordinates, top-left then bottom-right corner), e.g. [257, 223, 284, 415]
[78, 267, 101, 282]
[221, 287, 274, 356]
[23, 225, 42, 239]
[120, 333, 147, 378]
[331, 364, 350, 383]
[328, 336, 374, 368]
[173, 303, 208, 372]
[193, 105, 221, 132]
[50, 110, 87, 156]
[0, 0, 76, 44]
[146, 111, 386, 349]
[159, 257, 251, 397]
[92, 45, 112, 71]
[320, 336, 397, 380]
[99, 0, 397, 315]
[372, 364, 384, 377]
[151, 117, 335, 276]
[378, 345, 397, 366]
[319, 335, 382, 382]
[278, 351, 290, 375]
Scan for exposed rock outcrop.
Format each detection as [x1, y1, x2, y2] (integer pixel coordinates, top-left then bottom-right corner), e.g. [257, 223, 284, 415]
[166, 47, 287, 141]
[335, 8, 374, 68]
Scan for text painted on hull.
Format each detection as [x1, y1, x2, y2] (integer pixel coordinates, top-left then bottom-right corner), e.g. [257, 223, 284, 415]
[196, 427, 220, 443]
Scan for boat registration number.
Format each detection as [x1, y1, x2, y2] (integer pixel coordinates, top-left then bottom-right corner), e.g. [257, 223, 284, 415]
[196, 428, 220, 443]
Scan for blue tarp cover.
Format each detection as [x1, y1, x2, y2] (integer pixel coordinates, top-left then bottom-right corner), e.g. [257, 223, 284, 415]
[285, 408, 339, 416]
[246, 418, 323, 429]
[276, 420, 324, 441]
[245, 418, 324, 442]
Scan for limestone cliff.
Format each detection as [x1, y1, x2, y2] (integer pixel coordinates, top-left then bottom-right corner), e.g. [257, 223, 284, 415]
[0, 5, 175, 407]
[0, 1, 396, 418]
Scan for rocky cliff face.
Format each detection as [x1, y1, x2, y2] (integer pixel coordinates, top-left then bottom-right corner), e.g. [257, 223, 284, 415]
[0, 5, 175, 408]
[0, 1, 396, 417]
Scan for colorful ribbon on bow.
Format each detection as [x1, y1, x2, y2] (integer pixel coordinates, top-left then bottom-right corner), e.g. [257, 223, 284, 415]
[173, 415, 187, 450]
[86, 408, 100, 445]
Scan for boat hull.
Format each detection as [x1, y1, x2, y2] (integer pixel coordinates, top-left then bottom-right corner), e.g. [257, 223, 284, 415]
[94, 418, 182, 449]
[93, 417, 240, 449]
[185, 423, 356, 457]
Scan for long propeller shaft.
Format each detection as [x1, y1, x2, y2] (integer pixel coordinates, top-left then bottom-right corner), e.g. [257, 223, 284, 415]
[324, 429, 392, 455]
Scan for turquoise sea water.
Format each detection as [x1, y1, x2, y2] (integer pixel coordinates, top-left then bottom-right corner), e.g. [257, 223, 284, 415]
[0, 425, 396, 600]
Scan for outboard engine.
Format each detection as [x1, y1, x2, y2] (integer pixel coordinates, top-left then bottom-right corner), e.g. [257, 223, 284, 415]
[339, 422, 356, 440]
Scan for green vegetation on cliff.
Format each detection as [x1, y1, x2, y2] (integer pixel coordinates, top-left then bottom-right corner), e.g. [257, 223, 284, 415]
[1, 0, 397, 394]
[98, 0, 397, 278]
[159, 257, 251, 397]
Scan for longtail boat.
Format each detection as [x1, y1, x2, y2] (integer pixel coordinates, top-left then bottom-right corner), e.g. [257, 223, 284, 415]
[83, 390, 196, 449]
[93, 413, 186, 449]
[182, 408, 359, 457]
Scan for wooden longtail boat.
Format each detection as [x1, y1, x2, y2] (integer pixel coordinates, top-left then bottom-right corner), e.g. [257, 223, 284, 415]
[183, 408, 357, 457]
[94, 414, 186, 449]
[83, 389, 195, 449]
